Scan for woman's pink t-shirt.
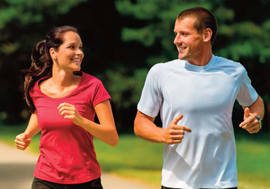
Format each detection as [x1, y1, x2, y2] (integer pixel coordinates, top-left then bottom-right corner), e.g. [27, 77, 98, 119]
[30, 72, 111, 184]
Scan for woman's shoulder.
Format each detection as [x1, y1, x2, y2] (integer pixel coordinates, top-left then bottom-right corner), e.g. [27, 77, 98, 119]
[80, 72, 103, 86]
[30, 76, 50, 96]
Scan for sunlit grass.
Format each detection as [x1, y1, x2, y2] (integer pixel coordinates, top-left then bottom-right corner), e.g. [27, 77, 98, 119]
[94, 134, 163, 187]
[236, 138, 270, 189]
[1, 125, 269, 188]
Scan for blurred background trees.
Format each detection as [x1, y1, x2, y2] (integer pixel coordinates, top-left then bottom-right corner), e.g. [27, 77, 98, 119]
[0, 0, 269, 133]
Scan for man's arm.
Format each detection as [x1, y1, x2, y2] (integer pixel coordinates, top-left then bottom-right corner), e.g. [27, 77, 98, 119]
[134, 110, 192, 144]
[239, 96, 265, 133]
[247, 96, 265, 119]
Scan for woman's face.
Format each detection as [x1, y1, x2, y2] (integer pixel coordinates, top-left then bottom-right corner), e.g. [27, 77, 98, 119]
[51, 31, 84, 72]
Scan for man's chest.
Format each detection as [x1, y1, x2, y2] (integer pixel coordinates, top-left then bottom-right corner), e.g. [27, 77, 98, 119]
[160, 72, 238, 113]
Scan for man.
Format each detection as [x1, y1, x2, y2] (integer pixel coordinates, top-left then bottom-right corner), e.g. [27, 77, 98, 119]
[134, 7, 264, 189]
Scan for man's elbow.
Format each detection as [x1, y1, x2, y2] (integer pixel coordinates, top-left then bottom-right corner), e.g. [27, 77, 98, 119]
[134, 117, 143, 137]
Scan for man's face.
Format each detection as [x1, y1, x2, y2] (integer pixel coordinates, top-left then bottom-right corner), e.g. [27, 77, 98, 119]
[173, 17, 204, 64]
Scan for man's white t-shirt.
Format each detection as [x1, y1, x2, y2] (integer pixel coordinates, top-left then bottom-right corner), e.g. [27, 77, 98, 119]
[137, 55, 258, 189]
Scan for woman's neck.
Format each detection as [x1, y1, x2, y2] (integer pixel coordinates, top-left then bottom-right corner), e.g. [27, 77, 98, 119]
[51, 70, 75, 88]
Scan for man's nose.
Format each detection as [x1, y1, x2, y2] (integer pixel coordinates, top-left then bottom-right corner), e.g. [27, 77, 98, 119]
[174, 34, 182, 44]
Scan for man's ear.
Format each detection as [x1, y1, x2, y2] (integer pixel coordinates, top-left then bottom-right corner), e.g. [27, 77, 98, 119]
[49, 48, 57, 60]
[203, 28, 212, 43]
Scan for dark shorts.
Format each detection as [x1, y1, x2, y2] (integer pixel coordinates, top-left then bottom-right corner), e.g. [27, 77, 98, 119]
[32, 177, 103, 189]
[161, 186, 237, 189]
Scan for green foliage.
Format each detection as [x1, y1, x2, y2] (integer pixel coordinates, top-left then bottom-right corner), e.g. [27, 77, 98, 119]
[1, 0, 270, 130]
[116, 0, 212, 59]
[104, 68, 148, 108]
[0, 7, 17, 29]
[214, 7, 234, 22]
[0, 0, 85, 42]
[122, 26, 156, 47]
[116, 0, 160, 20]
[217, 21, 268, 61]
[0, 0, 85, 58]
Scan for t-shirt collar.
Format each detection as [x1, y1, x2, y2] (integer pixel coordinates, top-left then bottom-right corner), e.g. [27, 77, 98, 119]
[184, 54, 216, 72]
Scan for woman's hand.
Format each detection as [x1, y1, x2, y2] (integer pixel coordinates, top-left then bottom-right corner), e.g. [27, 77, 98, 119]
[58, 103, 84, 126]
[58, 101, 118, 146]
[15, 133, 31, 150]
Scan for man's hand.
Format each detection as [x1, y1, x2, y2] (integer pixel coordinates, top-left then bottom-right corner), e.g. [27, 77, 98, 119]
[162, 115, 192, 144]
[239, 107, 260, 134]
[15, 133, 31, 150]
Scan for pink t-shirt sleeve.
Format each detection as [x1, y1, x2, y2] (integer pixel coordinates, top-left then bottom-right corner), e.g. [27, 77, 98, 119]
[91, 78, 111, 107]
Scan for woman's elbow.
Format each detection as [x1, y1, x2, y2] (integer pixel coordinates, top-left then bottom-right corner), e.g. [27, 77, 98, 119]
[108, 130, 119, 147]
[108, 136, 118, 147]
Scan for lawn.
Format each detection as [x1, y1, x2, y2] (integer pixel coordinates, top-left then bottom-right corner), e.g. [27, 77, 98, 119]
[1, 125, 269, 188]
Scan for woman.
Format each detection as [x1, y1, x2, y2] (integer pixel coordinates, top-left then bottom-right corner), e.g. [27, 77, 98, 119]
[14, 26, 119, 189]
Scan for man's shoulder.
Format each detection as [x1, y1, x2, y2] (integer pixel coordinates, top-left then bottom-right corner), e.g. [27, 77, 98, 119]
[214, 55, 246, 72]
[215, 55, 243, 67]
[150, 59, 182, 73]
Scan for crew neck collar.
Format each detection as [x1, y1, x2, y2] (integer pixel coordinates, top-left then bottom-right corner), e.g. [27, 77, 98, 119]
[184, 55, 216, 72]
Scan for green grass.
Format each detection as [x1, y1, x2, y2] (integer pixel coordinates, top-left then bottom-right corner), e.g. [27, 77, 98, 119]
[1, 125, 270, 188]
[0, 124, 41, 152]
[94, 134, 163, 187]
[236, 138, 270, 189]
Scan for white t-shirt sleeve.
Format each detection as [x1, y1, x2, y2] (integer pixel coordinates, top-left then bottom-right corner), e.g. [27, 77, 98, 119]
[137, 64, 163, 117]
[236, 68, 258, 106]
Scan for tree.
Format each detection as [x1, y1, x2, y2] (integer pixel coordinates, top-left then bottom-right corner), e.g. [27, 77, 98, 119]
[112, 0, 270, 131]
[0, 0, 86, 124]
[0, 0, 122, 127]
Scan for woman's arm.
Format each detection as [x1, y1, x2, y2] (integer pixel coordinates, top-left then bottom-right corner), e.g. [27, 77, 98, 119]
[15, 113, 40, 150]
[58, 100, 119, 146]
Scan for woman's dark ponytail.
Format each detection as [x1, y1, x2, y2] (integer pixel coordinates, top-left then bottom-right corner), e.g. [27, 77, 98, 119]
[22, 40, 52, 113]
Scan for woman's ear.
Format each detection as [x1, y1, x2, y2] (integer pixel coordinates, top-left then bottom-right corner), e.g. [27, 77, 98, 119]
[203, 28, 212, 43]
[49, 48, 57, 60]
